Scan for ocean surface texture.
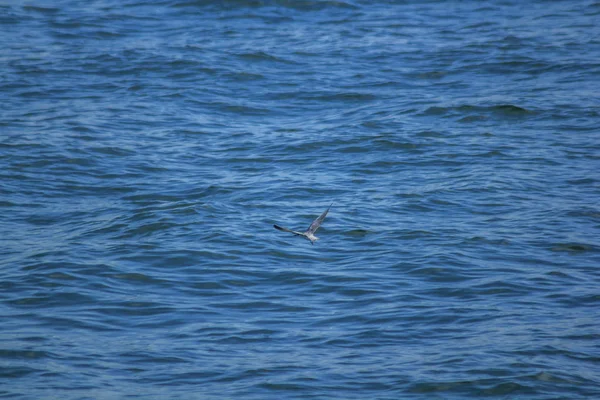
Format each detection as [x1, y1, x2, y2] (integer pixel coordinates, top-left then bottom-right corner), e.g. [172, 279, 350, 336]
[2, 1, 599, 399]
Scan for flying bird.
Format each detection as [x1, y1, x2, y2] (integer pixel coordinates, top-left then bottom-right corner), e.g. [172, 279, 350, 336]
[274, 203, 332, 245]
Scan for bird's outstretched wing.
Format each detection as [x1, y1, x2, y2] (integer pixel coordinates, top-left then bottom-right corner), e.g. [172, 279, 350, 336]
[274, 225, 304, 236]
[307, 203, 332, 234]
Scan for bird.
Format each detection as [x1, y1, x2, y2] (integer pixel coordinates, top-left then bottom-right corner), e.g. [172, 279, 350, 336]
[274, 203, 332, 245]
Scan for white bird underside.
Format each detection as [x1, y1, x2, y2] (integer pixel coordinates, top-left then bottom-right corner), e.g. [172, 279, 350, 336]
[274, 203, 332, 245]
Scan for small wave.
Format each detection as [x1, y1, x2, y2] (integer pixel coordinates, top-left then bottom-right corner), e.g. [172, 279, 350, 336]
[550, 242, 598, 253]
[22, 5, 59, 14]
[307, 92, 378, 102]
[422, 103, 532, 119]
[170, 0, 358, 11]
[408, 379, 534, 396]
[236, 51, 292, 64]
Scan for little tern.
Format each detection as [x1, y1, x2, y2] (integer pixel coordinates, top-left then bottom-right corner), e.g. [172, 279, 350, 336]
[274, 203, 332, 245]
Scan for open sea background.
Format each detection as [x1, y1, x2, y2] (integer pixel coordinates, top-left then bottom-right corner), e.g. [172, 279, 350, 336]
[1, 0, 600, 399]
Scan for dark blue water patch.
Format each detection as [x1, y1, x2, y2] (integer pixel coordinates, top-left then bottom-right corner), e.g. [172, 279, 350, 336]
[2, 0, 600, 399]
[550, 242, 599, 253]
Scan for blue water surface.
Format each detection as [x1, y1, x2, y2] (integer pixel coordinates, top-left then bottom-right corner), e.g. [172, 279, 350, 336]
[1, 1, 600, 399]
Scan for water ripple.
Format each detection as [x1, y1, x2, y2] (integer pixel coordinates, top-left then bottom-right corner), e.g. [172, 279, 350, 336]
[2, 0, 600, 399]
